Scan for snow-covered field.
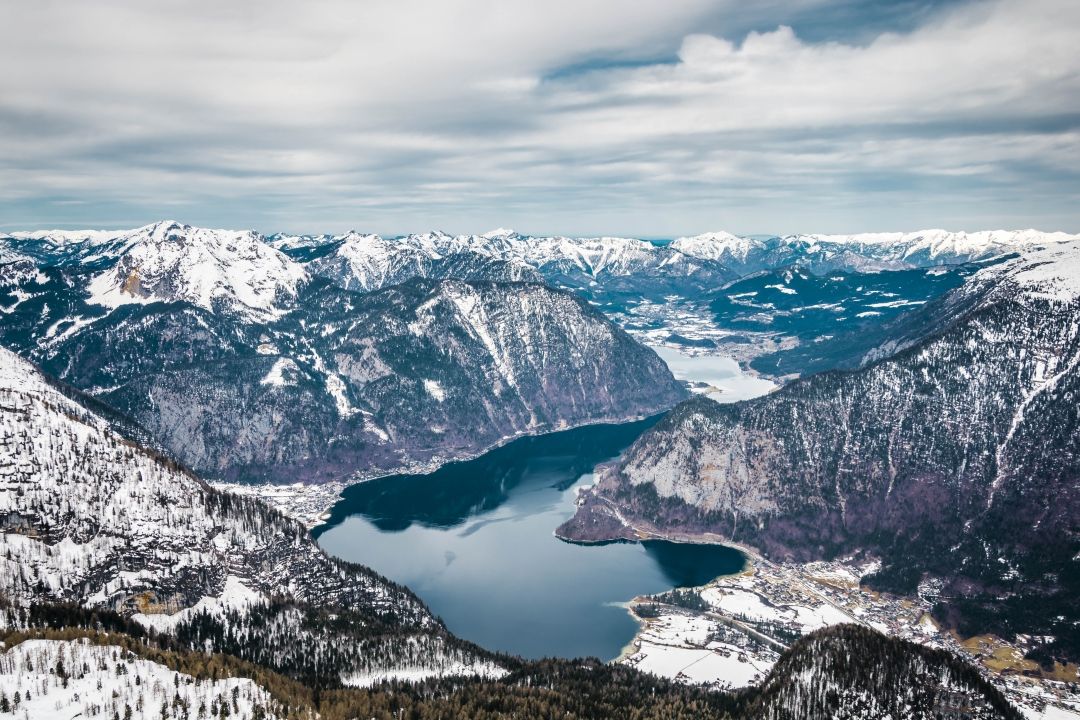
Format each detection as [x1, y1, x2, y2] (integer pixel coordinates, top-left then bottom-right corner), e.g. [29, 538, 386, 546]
[342, 659, 508, 688]
[624, 612, 776, 690]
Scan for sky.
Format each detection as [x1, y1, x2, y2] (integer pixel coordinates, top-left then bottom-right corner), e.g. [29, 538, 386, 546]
[1, 0, 1078, 237]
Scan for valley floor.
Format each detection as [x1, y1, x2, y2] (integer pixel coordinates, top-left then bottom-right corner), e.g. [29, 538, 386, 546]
[619, 556, 1080, 720]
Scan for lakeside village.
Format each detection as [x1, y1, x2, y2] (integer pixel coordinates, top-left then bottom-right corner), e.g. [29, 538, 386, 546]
[619, 557, 1080, 719]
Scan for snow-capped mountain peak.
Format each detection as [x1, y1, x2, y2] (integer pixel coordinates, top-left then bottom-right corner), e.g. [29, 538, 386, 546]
[671, 231, 760, 263]
[2, 227, 120, 247]
[481, 227, 518, 239]
[86, 220, 308, 319]
[786, 228, 1080, 259]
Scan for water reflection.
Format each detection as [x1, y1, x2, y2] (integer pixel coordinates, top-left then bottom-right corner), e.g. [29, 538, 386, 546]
[314, 418, 659, 535]
[315, 418, 745, 659]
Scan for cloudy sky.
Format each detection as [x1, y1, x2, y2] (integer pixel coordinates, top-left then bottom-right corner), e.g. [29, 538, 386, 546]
[2, 0, 1078, 236]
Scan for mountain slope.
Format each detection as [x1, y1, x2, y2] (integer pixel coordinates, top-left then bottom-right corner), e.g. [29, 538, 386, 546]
[2, 277, 686, 485]
[709, 263, 982, 377]
[0, 617, 1021, 719]
[305, 231, 543, 291]
[0, 347, 509, 685]
[0, 346, 435, 620]
[560, 240, 1080, 659]
[0, 638, 290, 720]
[672, 228, 1080, 275]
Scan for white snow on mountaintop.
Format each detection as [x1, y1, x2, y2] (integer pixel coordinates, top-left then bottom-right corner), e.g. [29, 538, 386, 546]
[975, 238, 1080, 303]
[787, 228, 1080, 261]
[388, 229, 660, 276]
[336, 227, 1080, 281]
[86, 220, 307, 319]
[671, 231, 758, 262]
[0, 639, 288, 720]
[3, 228, 121, 246]
[8, 222, 1079, 306]
[671, 228, 1079, 261]
[790, 228, 1079, 248]
[268, 227, 681, 281]
[309, 232, 427, 291]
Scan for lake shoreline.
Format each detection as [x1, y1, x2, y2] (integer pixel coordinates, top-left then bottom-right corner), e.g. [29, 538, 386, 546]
[311, 417, 746, 660]
[218, 409, 670, 529]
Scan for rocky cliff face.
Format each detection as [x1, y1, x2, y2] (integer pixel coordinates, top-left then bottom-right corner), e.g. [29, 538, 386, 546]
[560, 240, 1080, 659]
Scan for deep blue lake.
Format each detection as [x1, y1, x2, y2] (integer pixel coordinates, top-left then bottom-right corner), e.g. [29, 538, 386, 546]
[314, 418, 745, 660]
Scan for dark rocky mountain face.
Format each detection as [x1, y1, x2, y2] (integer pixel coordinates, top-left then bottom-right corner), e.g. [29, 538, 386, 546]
[0, 265, 686, 484]
[560, 242, 1080, 661]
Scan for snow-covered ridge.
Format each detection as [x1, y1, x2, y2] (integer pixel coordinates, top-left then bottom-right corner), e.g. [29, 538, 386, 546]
[0, 346, 431, 621]
[85, 220, 308, 319]
[670, 231, 759, 262]
[295, 226, 1080, 286]
[789, 228, 1079, 250]
[8, 222, 1077, 296]
[974, 238, 1080, 303]
[671, 228, 1080, 269]
[3, 228, 121, 246]
[307, 229, 663, 288]
[7, 222, 1078, 317]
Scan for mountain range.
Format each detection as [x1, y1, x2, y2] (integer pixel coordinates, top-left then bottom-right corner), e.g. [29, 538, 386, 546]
[559, 238, 1080, 667]
[0, 221, 686, 485]
[3, 220, 1077, 717]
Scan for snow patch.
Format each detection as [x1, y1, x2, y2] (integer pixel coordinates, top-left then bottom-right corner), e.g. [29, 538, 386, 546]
[260, 357, 298, 387]
[423, 379, 446, 401]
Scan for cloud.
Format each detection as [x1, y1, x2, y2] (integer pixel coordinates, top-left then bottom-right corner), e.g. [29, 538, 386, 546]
[1, 0, 1077, 235]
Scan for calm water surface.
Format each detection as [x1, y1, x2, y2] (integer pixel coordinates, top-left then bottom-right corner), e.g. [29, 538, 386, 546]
[314, 418, 745, 660]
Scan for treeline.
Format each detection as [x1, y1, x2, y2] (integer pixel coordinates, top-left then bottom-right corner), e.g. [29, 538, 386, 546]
[0, 612, 743, 719]
[0, 596, 503, 694]
[0, 600, 1023, 720]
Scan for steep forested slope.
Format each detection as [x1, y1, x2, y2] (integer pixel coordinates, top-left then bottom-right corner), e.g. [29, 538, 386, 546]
[0, 348, 501, 685]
